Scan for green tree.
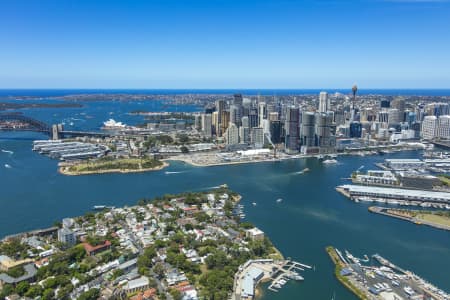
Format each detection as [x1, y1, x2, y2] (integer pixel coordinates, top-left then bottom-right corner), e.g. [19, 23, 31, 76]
[42, 288, 55, 300]
[43, 277, 58, 289]
[169, 288, 183, 300]
[77, 288, 100, 300]
[153, 262, 165, 278]
[25, 285, 43, 298]
[0, 284, 14, 298]
[180, 146, 189, 153]
[15, 281, 30, 296]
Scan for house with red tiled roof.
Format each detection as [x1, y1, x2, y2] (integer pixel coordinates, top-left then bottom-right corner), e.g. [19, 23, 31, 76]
[82, 240, 111, 256]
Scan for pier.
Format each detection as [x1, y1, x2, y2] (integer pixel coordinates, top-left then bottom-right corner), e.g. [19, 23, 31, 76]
[233, 259, 311, 300]
[267, 260, 311, 292]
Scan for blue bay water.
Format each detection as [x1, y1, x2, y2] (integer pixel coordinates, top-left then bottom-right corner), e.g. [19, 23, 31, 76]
[1, 91, 450, 299]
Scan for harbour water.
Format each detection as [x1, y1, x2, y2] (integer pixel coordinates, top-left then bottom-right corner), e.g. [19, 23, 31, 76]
[1, 93, 450, 299]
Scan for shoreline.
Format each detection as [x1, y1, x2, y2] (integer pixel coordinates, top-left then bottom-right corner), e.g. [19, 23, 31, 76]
[166, 146, 421, 168]
[59, 161, 169, 176]
[325, 246, 369, 300]
[368, 206, 450, 231]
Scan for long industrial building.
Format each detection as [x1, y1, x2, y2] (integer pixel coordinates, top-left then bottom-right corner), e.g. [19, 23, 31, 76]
[338, 184, 450, 204]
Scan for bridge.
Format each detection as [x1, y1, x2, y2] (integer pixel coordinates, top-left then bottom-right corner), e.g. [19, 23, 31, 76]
[0, 113, 112, 139]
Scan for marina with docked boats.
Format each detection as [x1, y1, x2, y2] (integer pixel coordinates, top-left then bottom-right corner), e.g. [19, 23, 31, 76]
[327, 247, 449, 300]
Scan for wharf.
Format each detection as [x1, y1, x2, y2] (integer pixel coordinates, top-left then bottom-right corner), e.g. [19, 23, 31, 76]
[267, 260, 311, 292]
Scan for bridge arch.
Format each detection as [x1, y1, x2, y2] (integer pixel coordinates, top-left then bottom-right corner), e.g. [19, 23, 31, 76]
[0, 113, 51, 134]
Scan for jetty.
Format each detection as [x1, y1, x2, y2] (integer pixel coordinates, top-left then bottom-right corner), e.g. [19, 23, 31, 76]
[267, 260, 311, 292]
[233, 259, 311, 299]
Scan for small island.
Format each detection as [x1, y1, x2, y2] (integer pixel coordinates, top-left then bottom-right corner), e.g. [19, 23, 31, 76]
[59, 157, 168, 176]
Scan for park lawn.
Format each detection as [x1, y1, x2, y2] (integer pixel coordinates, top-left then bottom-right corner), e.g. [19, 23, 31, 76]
[417, 213, 450, 227]
[438, 176, 450, 186]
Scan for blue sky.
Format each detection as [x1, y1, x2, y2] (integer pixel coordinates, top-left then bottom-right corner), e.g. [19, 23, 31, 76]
[0, 0, 449, 89]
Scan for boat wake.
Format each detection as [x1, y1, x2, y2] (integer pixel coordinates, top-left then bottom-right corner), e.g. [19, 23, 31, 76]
[165, 171, 187, 175]
[1, 149, 14, 155]
[292, 168, 310, 175]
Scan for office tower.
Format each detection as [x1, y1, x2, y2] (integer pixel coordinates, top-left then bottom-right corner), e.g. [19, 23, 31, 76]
[194, 114, 202, 130]
[380, 99, 390, 108]
[258, 102, 267, 128]
[233, 94, 243, 106]
[267, 103, 276, 115]
[220, 111, 230, 135]
[300, 112, 315, 147]
[421, 116, 437, 140]
[212, 111, 219, 135]
[239, 127, 250, 144]
[241, 116, 249, 128]
[251, 127, 264, 148]
[334, 109, 345, 126]
[319, 91, 329, 113]
[388, 109, 401, 125]
[249, 108, 259, 128]
[425, 102, 450, 117]
[284, 107, 300, 153]
[437, 115, 450, 139]
[315, 113, 333, 148]
[268, 112, 279, 121]
[391, 98, 406, 122]
[378, 111, 389, 124]
[201, 113, 212, 137]
[351, 85, 358, 121]
[215, 100, 225, 123]
[349, 121, 362, 138]
[225, 122, 239, 145]
[204, 106, 215, 114]
[269, 120, 282, 144]
[406, 111, 416, 125]
[230, 104, 242, 126]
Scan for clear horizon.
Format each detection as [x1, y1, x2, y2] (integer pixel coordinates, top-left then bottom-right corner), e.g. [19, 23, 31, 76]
[1, 0, 450, 89]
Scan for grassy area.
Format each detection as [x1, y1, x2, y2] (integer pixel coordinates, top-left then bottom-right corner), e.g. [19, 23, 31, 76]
[325, 246, 368, 300]
[416, 213, 450, 227]
[438, 175, 450, 186]
[64, 157, 165, 174]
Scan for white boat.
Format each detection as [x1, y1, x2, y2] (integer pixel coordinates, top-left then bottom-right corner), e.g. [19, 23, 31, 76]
[4, 164, 12, 169]
[93, 205, 106, 210]
[279, 279, 287, 285]
[276, 198, 283, 203]
[404, 286, 415, 296]
[323, 159, 338, 164]
[252, 202, 257, 206]
[273, 283, 281, 289]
